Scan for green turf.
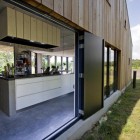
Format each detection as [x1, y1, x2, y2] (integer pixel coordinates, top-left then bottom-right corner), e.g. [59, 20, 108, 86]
[80, 80, 140, 140]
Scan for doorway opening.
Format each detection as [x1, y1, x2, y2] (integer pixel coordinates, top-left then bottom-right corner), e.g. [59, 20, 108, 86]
[0, 3, 79, 139]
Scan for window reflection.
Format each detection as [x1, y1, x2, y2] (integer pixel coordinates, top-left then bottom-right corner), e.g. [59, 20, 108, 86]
[42, 55, 49, 72]
[50, 56, 55, 70]
[62, 57, 67, 74]
[104, 46, 117, 98]
[109, 48, 114, 92]
[104, 47, 107, 97]
[57, 56, 62, 72]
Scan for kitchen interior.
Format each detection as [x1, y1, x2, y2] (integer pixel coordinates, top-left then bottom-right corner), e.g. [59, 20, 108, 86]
[0, 3, 76, 140]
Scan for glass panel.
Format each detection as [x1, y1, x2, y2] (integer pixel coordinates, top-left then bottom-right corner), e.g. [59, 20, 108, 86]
[50, 56, 55, 69]
[62, 57, 67, 74]
[114, 50, 118, 91]
[31, 52, 36, 74]
[56, 56, 62, 72]
[109, 48, 114, 92]
[104, 47, 108, 97]
[68, 57, 74, 73]
[42, 55, 49, 71]
[0, 44, 14, 75]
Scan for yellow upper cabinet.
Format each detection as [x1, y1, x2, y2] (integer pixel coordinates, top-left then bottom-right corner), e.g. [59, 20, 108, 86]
[0, 7, 16, 39]
[0, 7, 61, 47]
[42, 22, 48, 44]
[52, 26, 57, 46]
[36, 19, 43, 42]
[56, 28, 61, 47]
[47, 24, 53, 45]
[16, 11, 24, 38]
[23, 14, 31, 40]
[31, 17, 37, 41]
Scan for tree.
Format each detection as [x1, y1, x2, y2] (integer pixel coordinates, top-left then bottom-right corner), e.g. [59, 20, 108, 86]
[0, 52, 14, 73]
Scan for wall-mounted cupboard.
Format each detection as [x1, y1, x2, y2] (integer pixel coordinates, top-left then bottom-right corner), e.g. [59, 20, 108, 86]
[16, 11, 24, 38]
[36, 19, 43, 42]
[23, 14, 31, 40]
[0, 7, 61, 47]
[0, 7, 16, 39]
[42, 22, 48, 44]
[31, 17, 37, 41]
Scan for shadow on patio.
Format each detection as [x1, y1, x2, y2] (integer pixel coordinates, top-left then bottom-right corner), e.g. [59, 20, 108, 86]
[81, 80, 140, 140]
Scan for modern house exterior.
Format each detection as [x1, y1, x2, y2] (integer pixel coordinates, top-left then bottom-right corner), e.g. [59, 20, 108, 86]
[0, 0, 132, 140]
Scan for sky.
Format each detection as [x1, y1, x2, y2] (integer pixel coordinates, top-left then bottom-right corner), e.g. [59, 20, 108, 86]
[127, 0, 140, 59]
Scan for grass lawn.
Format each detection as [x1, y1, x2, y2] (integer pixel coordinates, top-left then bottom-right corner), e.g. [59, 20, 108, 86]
[80, 80, 140, 140]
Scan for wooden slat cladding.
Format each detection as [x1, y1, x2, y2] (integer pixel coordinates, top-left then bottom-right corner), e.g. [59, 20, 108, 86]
[88, 0, 93, 32]
[84, 0, 89, 30]
[30, 0, 131, 47]
[64, 0, 72, 20]
[72, 0, 79, 25]
[54, 0, 63, 16]
[42, 0, 54, 9]
[92, 0, 97, 35]
[79, 0, 84, 28]
[24, 0, 132, 89]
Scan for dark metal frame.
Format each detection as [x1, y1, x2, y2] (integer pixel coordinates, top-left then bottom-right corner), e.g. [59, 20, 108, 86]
[104, 45, 119, 98]
[75, 32, 80, 116]
[78, 32, 84, 113]
[102, 40, 105, 107]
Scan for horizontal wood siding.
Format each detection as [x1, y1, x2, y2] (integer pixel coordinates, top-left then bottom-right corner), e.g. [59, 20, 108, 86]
[24, 0, 132, 89]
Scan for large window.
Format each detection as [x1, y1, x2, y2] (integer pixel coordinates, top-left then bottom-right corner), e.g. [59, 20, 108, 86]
[42, 55, 49, 71]
[50, 56, 55, 69]
[56, 56, 62, 72]
[0, 44, 14, 74]
[0, 2, 76, 140]
[104, 46, 118, 98]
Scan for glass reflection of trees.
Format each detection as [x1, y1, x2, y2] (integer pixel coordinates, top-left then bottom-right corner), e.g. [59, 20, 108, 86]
[42, 55, 49, 69]
[104, 47, 108, 97]
[50, 56, 55, 69]
[109, 48, 114, 92]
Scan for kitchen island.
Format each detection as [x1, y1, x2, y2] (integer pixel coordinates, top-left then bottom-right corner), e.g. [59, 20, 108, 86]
[0, 73, 74, 116]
